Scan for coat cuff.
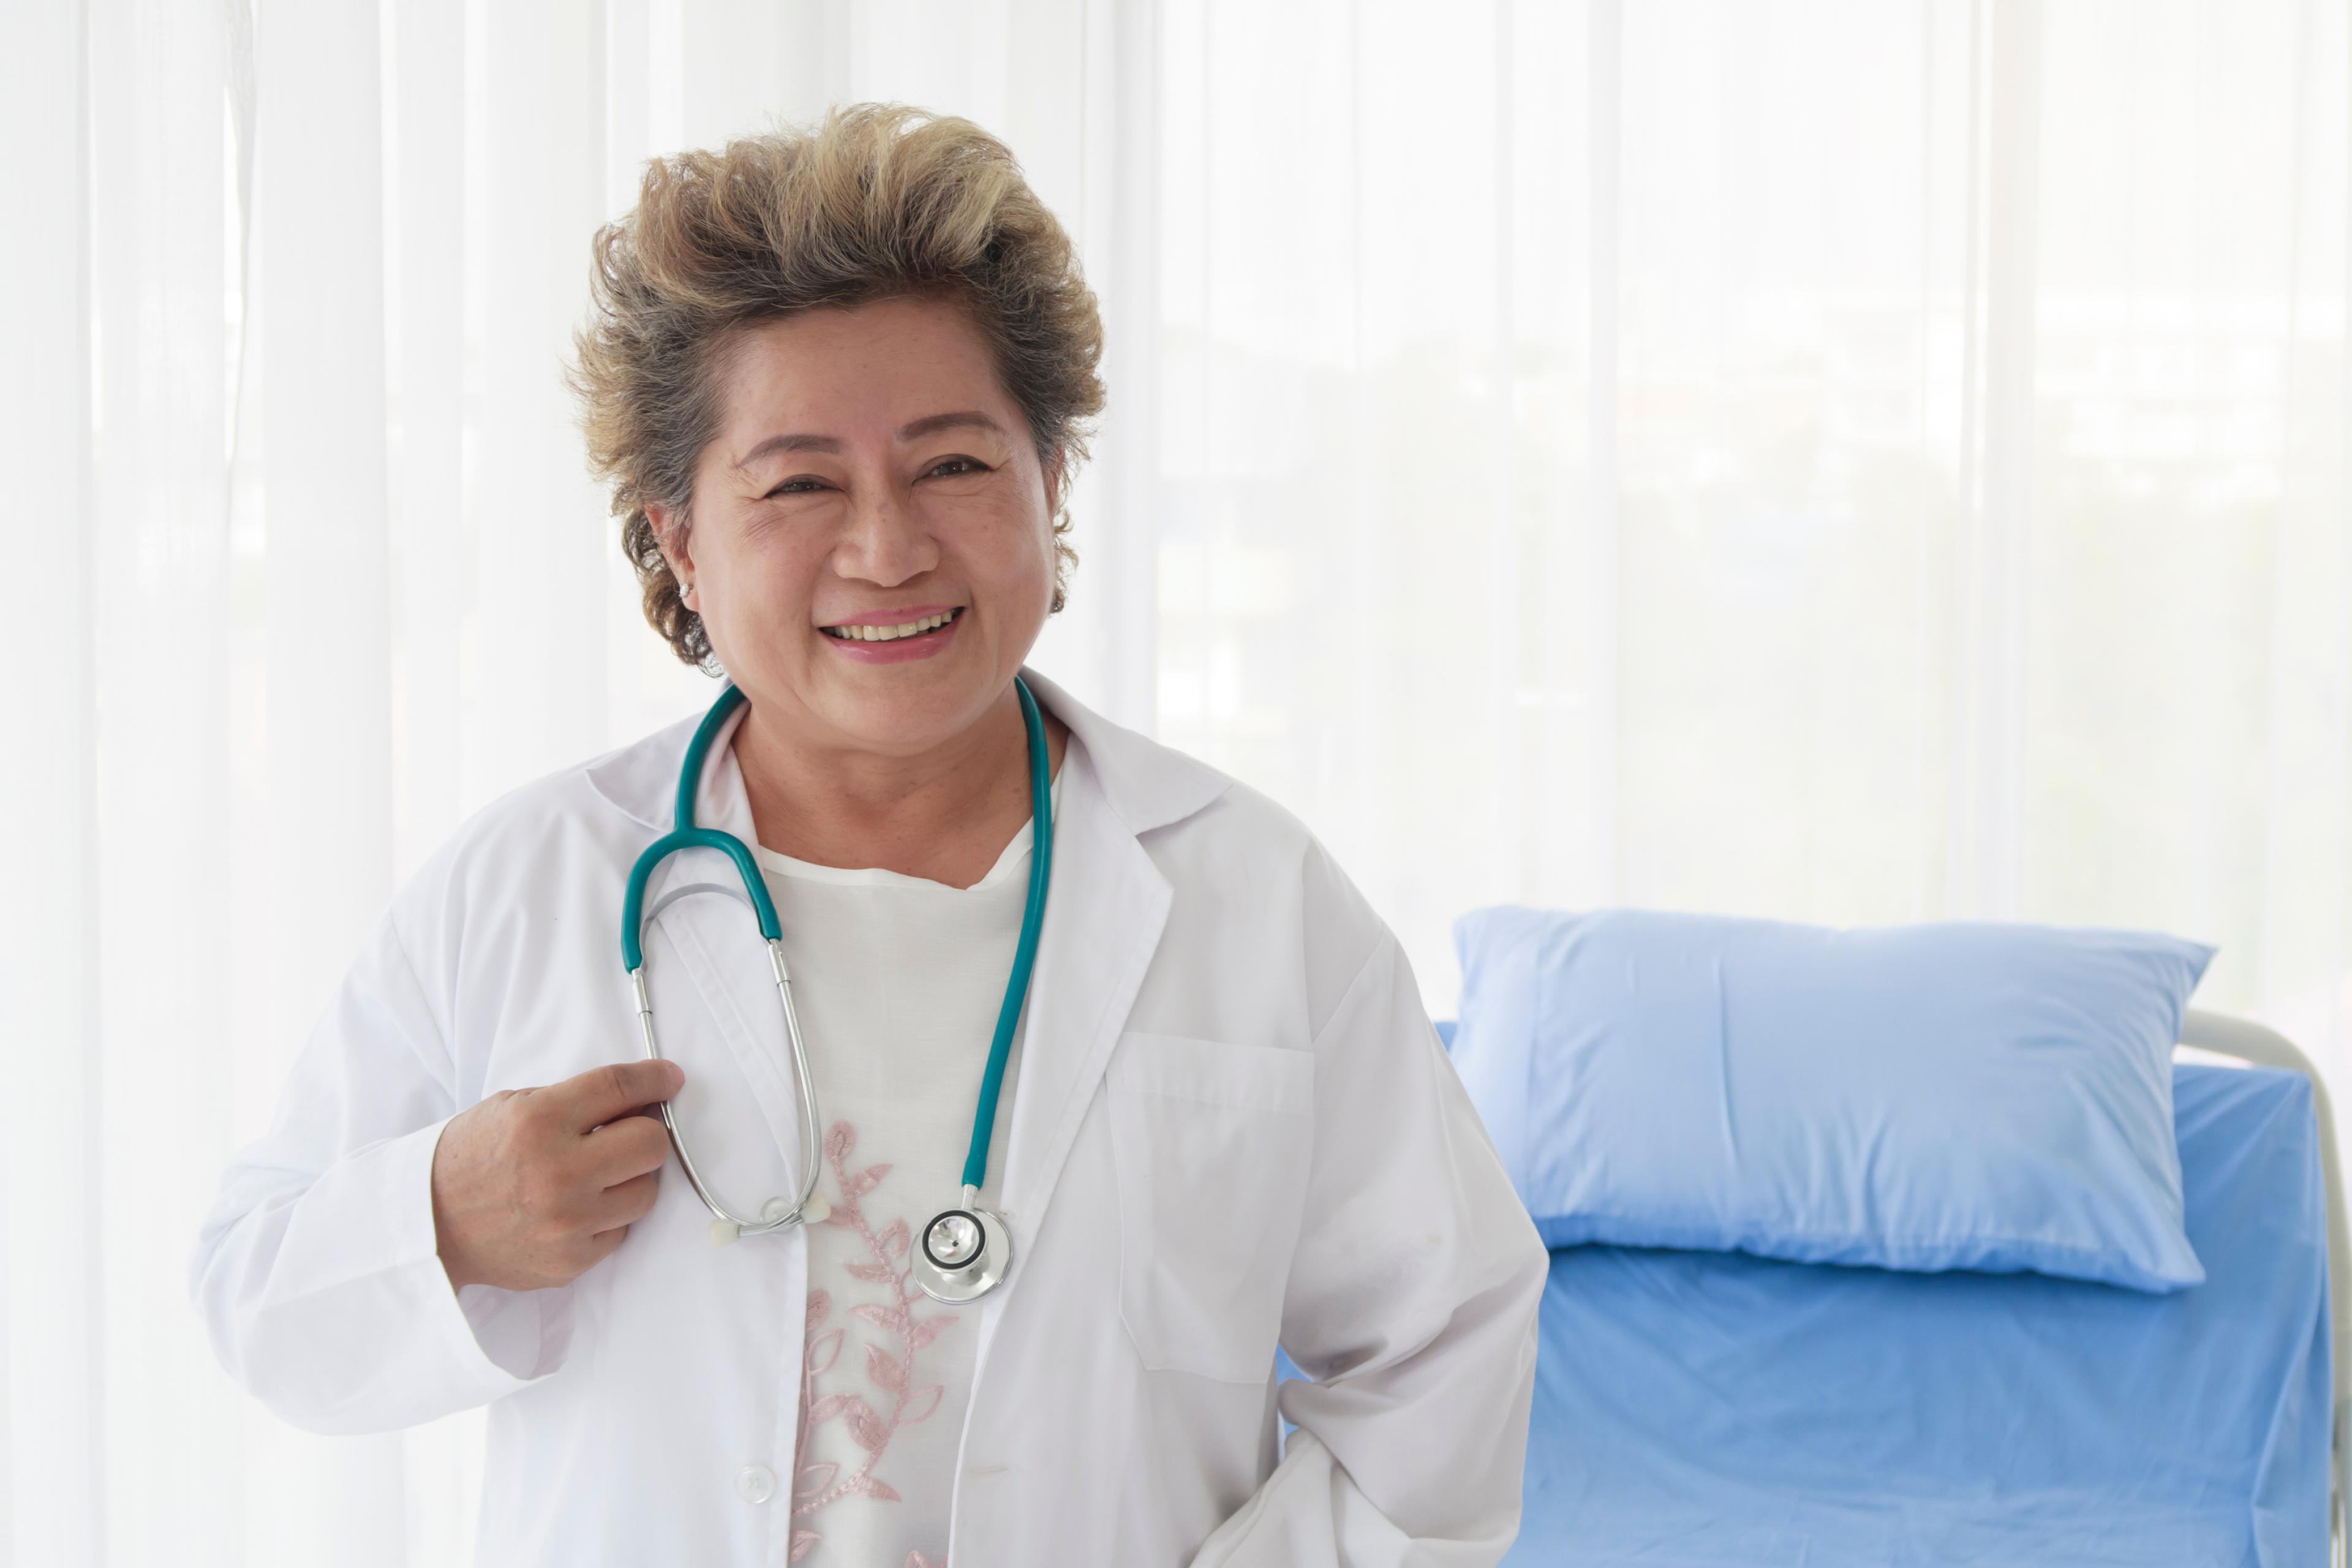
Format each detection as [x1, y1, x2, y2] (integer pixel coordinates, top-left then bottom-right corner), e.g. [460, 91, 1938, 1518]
[393, 1115, 575, 1387]
[238, 1114, 571, 1430]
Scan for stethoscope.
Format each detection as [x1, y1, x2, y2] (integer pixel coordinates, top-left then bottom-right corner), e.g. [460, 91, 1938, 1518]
[619, 676, 1054, 1305]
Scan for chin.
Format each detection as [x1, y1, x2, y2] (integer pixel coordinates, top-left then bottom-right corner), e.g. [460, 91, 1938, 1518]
[815, 670, 993, 749]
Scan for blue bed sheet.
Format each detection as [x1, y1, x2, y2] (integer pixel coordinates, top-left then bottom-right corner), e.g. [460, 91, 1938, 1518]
[1506, 1064, 2331, 1567]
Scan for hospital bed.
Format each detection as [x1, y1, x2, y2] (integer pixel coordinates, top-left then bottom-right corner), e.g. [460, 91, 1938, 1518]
[1409, 1009, 2345, 1567]
[2183, 1011, 2350, 1568]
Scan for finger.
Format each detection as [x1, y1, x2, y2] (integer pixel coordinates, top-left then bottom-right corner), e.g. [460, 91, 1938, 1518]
[586, 1168, 662, 1232]
[545, 1058, 686, 1133]
[581, 1110, 673, 1185]
[573, 1222, 630, 1274]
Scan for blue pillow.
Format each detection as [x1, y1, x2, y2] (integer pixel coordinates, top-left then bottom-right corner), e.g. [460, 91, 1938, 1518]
[1449, 907, 2216, 1292]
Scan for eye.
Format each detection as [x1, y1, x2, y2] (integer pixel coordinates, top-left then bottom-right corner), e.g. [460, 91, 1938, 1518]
[925, 456, 990, 479]
[763, 476, 828, 499]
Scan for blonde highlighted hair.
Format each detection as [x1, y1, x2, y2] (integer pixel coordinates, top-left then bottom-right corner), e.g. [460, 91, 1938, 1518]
[570, 102, 1107, 668]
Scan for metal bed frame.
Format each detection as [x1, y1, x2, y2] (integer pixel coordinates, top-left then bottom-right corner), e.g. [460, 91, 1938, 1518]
[2177, 1010, 2348, 1568]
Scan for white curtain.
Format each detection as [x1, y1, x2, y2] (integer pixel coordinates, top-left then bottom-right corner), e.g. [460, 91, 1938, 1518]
[1156, 0, 2350, 1045]
[2, 0, 2345, 1561]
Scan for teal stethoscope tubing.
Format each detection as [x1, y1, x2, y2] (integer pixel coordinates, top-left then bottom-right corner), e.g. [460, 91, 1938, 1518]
[968, 677, 1054, 1189]
[620, 676, 1054, 1234]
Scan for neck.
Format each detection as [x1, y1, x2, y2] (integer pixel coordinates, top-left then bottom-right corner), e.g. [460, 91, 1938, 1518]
[732, 682, 1070, 890]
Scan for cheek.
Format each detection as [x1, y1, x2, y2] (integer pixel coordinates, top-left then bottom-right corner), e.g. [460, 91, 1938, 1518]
[935, 490, 1055, 603]
[990, 510, 1058, 611]
[710, 513, 829, 601]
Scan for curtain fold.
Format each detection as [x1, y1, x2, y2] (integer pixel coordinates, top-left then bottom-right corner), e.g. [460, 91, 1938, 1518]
[2, 1, 2346, 1560]
[2, 8, 100, 1568]
[85, 0, 242, 1560]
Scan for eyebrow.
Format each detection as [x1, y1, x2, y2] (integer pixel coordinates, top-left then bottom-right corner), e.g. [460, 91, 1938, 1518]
[733, 410, 1006, 469]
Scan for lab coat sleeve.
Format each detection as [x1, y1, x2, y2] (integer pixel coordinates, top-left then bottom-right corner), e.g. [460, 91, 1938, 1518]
[1193, 925, 1550, 1568]
[187, 902, 570, 1435]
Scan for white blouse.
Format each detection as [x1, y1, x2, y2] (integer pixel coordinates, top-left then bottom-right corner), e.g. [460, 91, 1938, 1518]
[751, 761, 1063, 1568]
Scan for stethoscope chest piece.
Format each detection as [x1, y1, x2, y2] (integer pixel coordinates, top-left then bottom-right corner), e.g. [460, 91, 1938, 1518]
[910, 1203, 1013, 1303]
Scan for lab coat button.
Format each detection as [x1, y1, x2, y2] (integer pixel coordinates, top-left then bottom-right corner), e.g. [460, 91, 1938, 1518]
[735, 1463, 777, 1504]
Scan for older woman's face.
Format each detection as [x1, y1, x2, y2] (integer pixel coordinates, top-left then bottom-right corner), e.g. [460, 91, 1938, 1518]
[660, 293, 1061, 755]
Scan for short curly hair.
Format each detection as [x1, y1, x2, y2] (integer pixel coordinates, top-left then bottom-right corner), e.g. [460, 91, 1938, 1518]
[570, 102, 1108, 669]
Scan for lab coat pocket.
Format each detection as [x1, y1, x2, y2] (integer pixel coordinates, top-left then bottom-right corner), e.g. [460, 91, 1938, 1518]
[1107, 1032, 1316, 1383]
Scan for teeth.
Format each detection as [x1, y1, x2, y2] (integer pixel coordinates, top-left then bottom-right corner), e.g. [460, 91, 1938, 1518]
[826, 611, 956, 641]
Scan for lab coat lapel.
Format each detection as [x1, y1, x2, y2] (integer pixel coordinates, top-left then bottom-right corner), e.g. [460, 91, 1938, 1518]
[630, 699, 804, 1182]
[975, 666, 1230, 1272]
[995, 736, 1172, 1246]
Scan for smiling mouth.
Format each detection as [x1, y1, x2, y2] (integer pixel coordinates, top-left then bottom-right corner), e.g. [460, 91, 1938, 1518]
[820, 607, 963, 643]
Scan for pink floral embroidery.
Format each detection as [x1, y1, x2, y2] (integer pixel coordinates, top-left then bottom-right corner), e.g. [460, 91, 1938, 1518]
[786, 1120, 956, 1566]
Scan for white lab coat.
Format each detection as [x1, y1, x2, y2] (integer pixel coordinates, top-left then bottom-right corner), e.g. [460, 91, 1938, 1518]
[190, 667, 1547, 1567]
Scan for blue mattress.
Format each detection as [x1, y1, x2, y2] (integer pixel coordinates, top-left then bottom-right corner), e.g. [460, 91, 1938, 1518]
[1506, 1064, 2332, 1567]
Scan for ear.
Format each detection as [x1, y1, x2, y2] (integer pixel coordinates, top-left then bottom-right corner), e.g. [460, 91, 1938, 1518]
[646, 500, 694, 584]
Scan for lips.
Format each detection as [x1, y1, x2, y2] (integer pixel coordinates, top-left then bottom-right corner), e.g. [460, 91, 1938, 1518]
[817, 605, 967, 664]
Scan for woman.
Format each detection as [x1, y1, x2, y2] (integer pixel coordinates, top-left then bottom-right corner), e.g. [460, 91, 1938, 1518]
[190, 103, 1545, 1567]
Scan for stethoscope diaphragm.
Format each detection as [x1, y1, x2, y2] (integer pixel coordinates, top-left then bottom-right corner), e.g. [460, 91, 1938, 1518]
[910, 1202, 1014, 1303]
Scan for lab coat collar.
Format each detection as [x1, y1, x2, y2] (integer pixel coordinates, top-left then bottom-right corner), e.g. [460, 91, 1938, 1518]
[582, 663, 1229, 842]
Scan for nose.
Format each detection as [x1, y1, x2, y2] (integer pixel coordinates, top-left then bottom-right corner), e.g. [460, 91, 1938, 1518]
[831, 480, 940, 589]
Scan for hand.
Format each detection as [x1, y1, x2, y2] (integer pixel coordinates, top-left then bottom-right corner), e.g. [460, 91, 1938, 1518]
[429, 1058, 685, 1293]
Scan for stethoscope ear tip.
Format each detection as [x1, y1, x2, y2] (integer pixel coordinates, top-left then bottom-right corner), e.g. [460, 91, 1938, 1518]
[710, 1219, 742, 1246]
